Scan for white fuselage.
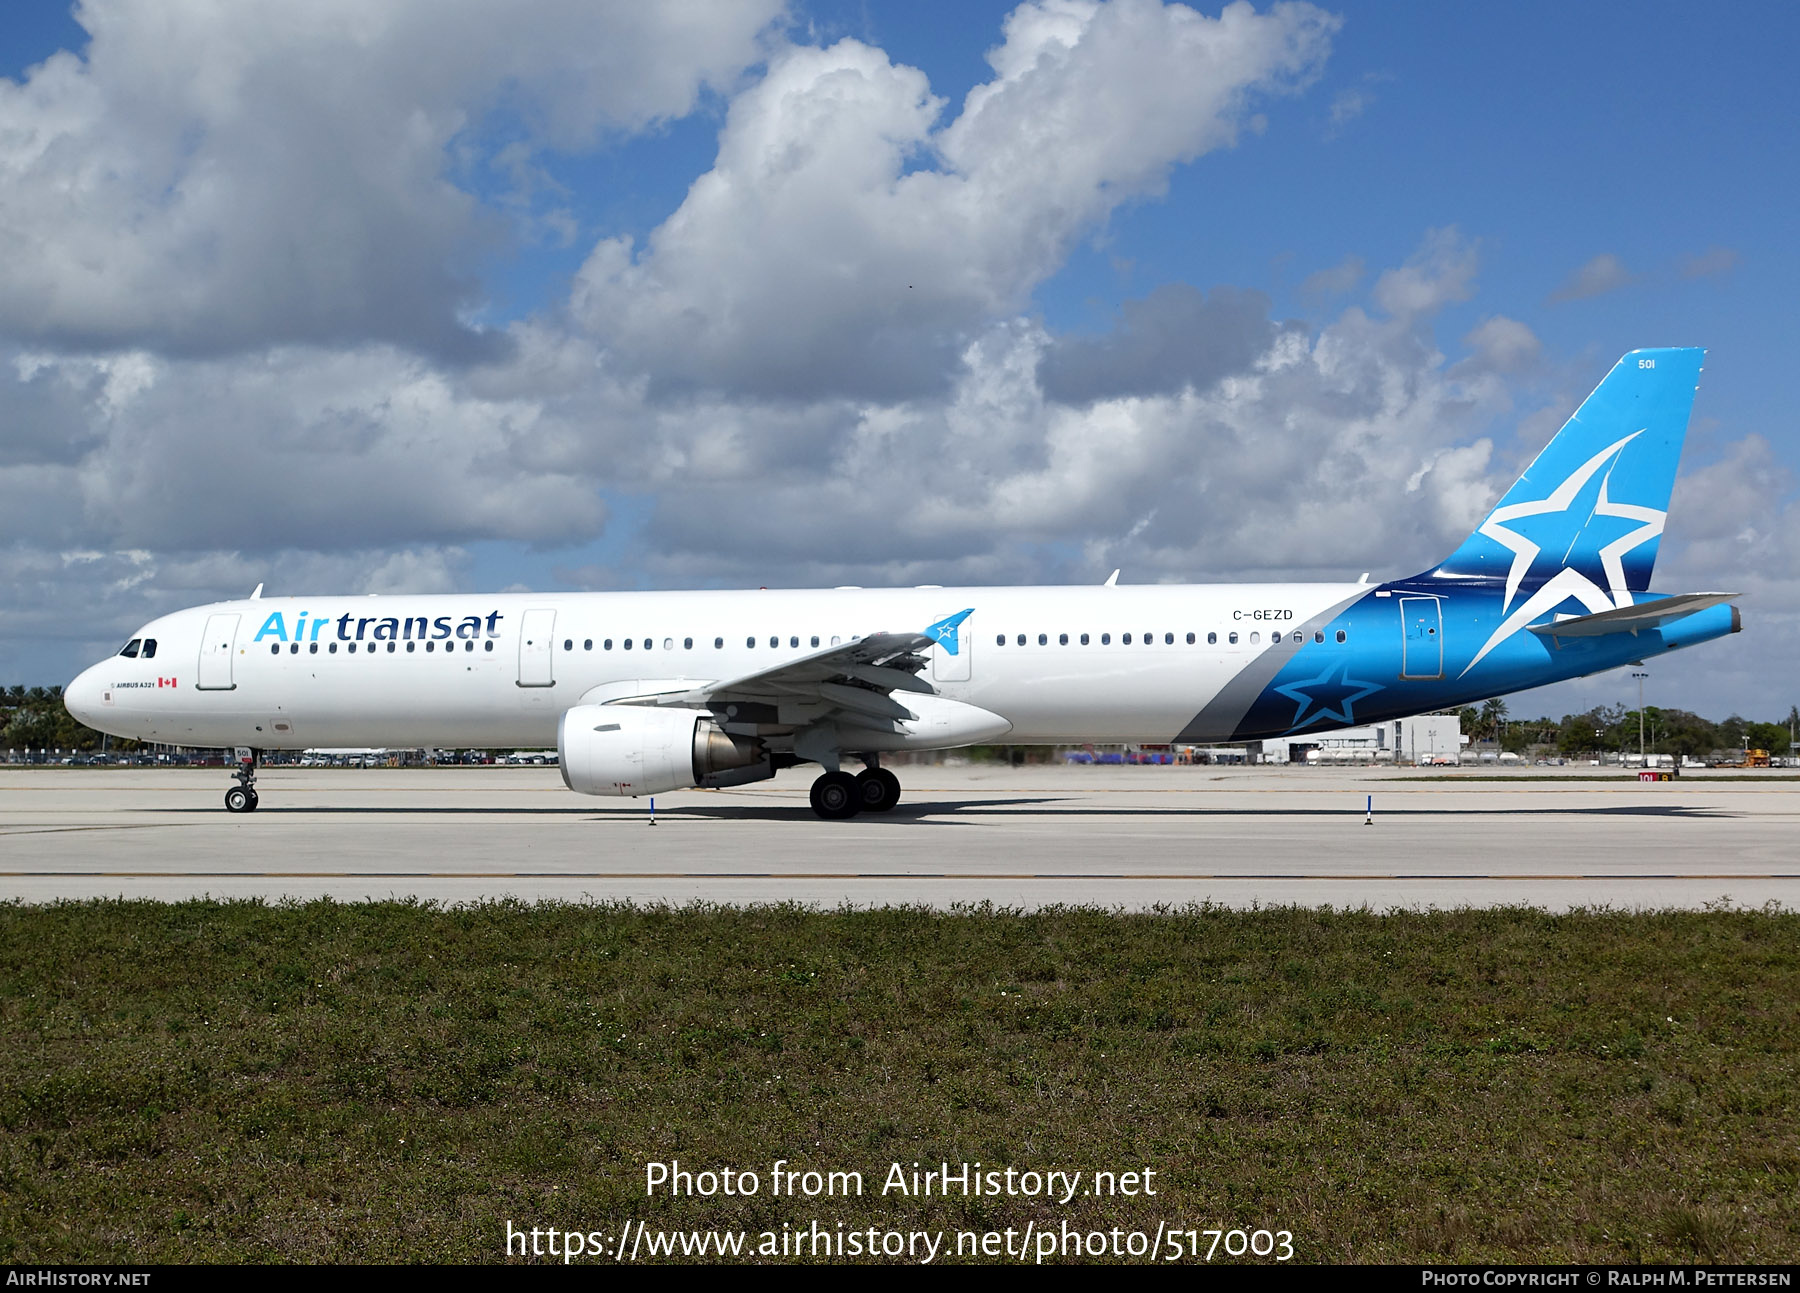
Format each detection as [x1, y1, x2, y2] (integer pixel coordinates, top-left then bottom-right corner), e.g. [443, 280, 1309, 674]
[67, 583, 1367, 750]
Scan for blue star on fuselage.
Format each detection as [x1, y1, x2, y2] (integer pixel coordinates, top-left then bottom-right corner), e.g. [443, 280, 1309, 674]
[1272, 660, 1386, 731]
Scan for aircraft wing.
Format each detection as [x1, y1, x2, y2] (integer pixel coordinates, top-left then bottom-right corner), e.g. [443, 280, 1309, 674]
[607, 609, 974, 731]
[1527, 592, 1740, 639]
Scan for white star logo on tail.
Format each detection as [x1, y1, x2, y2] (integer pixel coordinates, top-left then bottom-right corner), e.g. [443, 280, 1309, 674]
[1461, 431, 1665, 676]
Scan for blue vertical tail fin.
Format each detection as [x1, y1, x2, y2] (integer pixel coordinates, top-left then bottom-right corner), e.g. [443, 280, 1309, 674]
[1432, 347, 1704, 606]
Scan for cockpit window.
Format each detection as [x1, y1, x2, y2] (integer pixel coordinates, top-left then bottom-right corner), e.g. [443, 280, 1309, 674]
[141, 638, 157, 659]
[119, 639, 141, 658]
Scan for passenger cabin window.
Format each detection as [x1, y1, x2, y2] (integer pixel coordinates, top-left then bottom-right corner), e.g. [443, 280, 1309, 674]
[714, 638, 723, 649]
[1228, 632, 1238, 645]
[1336, 630, 1347, 643]
[605, 639, 614, 650]
[811, 636, 820, 647]
[119, 639, 141, 658]
[1271, 631, 1281, 644]
[1123, 633, 1132, 644]
[1207, 632, 1217, 645]
[1016, 634, 1026, 646]
[1249, 632, 1260, 645]
[1314, 631, 1324, 644]
[1186, 632, 1195, 644]
[746, 637, 756, 648]
[684, 638, 693, 650]
[584, 639, 593, 650]
[996, 634, 1006, 646]
[1037, 633, 1047, 645]
[1058, 633, 1068, 645]
[1101, 633, 1110, 644]
[665, 638, 675, 651]
[1079, 633, 1089, 645]
[1164, 633, 1174, 645]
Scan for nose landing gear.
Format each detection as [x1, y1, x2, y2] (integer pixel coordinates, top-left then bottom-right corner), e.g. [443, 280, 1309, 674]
[225, 748, 261, 812]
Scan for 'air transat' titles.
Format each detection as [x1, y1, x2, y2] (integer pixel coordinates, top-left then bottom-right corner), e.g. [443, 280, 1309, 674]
[252, 610, 504, 644]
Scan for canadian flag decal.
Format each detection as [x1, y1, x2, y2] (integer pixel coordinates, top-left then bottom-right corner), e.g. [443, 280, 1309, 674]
[158, 676, 177, 688]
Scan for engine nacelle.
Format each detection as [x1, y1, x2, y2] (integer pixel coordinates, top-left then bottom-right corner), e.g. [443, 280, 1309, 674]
[558, 704, 769, 797]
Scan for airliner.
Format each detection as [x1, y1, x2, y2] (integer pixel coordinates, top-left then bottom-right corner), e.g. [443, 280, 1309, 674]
[64, 348, 1740, 818]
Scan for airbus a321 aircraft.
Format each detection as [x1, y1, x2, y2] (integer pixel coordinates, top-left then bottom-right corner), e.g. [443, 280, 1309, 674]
[65, 348, 1740, 819]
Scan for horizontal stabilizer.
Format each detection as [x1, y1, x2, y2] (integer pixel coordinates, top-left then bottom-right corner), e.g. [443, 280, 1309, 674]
[1526, 592, 1738, 639]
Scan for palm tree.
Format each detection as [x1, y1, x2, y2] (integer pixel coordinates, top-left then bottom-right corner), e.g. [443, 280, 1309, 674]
[1484, 697, 1509, 750]
[1471, 697, 1508, 745]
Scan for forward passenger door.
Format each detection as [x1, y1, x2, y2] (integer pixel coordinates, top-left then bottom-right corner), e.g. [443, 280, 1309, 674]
[197, 614, 240, 690]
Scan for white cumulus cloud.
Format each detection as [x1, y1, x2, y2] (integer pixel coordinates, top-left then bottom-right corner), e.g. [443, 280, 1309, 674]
[1547, 252, 1635, 303]
[0, 0, 783, 359]
[571, 0, 1340, 397]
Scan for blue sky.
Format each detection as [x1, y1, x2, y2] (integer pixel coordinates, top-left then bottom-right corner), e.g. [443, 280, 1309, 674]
[0, 0, 1794, 721]
[454, 0, 1795, 416]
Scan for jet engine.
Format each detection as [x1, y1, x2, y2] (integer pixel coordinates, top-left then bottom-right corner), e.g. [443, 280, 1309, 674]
[558, 704, 770, 797]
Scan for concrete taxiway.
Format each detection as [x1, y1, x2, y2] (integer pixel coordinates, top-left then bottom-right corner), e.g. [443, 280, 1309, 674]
[2, 765, 1796, 909]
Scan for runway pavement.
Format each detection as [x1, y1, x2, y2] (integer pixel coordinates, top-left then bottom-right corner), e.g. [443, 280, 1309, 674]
[2, 764, 1796, 909]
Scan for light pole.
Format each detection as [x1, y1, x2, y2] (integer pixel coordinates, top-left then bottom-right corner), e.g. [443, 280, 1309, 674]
[1632, 670, 1649, 763]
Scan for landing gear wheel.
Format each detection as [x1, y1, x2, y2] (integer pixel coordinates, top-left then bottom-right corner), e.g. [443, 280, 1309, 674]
[225, 748, 261, 813]
[855, 767, 901, 813]
[810, 770, 862, 820]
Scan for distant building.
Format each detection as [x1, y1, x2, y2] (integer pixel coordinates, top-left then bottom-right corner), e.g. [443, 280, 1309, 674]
[1261, 712, 1464, 765]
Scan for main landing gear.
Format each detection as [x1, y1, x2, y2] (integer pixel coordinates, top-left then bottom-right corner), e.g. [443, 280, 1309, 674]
[809, 761, 901, 820]
[225, 749, 261, 813]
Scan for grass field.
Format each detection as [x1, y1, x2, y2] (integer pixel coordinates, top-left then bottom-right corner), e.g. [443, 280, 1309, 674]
[2, 900, 1795, 1264]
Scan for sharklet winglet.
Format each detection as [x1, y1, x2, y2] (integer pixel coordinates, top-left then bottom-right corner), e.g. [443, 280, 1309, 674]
[923, 608, 975, 657]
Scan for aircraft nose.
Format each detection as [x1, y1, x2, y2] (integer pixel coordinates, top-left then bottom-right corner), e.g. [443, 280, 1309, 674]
[64, 664, 104, 727]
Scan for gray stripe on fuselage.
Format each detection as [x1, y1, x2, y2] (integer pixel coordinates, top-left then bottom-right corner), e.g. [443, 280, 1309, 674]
[1174, 589, 1375, 743]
